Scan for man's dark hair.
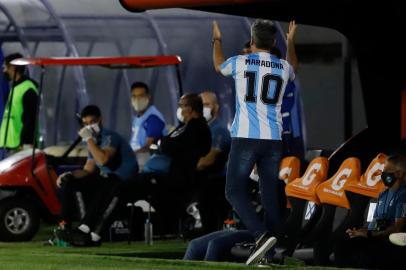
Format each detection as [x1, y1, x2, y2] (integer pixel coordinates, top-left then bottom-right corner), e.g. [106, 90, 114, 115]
[80, 105, 101, 118]
[4, 53, 26, 74]
[251, 19, 277, 50]
[131, 81, 149, 95]
[244, 41, 251, 49]
[270, 47, 282, 58]
[183, 93, 203, 116]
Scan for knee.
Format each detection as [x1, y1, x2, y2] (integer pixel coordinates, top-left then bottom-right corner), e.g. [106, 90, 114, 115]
[225, 185, 242, 205]
[183, 239, 200, 260]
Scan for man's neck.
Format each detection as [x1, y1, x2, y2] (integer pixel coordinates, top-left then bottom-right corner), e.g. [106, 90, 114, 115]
[12, 73, 23, 84]
[251, 47, 270, 54]
[136, 105, 150, 117]
[390, 181, 401, 191]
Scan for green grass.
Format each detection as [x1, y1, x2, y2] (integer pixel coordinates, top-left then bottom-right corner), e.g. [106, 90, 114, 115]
[0, 224, 349, 270]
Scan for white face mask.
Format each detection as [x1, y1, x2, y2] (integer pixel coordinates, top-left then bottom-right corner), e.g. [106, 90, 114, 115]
[176, 107, 184, 123]
[132, 98, 149, 112]
[203, 107, 213, 121]
[87, 123, 101, 135]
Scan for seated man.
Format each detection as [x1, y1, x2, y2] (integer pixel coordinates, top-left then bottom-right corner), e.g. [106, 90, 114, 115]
[56, 105, 138, 246]
[140, 93, 211, 234]
[333, 154, 406, 269]
[196, 91, 231, 232]
[143, 93, 212, 177]
[197, 91, 230, 173]
[129, 81, 166, 171]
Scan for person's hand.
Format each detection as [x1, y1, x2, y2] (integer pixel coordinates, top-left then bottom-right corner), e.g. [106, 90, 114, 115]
[346, 227, 367, 238]
[286, 20, 297, 42]
[56, 172, 73, 188]
[78, 126, 93, 142]
[212, 21, 222, 40]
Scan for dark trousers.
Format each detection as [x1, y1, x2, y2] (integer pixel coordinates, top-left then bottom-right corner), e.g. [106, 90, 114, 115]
[225, 138, 284, 238]
[334, 235, 406, 269]
[195, 171, 231, 233]
[60, 173, 121, 234]
[183, 229, 254, 261]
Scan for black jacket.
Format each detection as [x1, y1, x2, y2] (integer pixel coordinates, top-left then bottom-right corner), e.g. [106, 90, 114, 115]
[160, 117, 211, 180]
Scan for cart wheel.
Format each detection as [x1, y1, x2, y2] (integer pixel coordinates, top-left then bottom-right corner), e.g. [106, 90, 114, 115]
[0, 198, 40, 241]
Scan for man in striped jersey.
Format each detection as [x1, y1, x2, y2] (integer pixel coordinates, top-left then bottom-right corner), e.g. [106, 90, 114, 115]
[212, 19, 295, 265]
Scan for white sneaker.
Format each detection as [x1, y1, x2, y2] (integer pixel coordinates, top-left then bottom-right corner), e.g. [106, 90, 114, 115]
[389, 233, 406, 246]
[246, 234, 277, 266]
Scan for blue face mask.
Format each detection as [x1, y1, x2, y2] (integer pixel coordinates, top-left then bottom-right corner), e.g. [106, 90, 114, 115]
[381, 171, 396, 187]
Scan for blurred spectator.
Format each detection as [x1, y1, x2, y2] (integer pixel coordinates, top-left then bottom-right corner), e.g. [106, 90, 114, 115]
[56, 105, 138, 247]
[197, 91, 230, 172]
[0, 53, 38, 155]
[196, 91, 231, 232]
[129, 81, 166, 170]
[143, 93, 211, 175]
[137, 94, 211, 234]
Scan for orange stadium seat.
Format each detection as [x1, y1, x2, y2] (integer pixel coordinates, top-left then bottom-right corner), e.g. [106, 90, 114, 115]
[316, 157, 361, 209]
[285, 157, 329, 204]
[279, 156, 301, 209]
[309, 157, 361, 265]
[279, 156, 301, 185]
[344, 153, 387, 198]
[279, 157, 328, 257]
[332, 153, 387, 242]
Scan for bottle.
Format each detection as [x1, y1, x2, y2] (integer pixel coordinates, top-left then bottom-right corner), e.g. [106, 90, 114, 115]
[144, 218, 153, 245]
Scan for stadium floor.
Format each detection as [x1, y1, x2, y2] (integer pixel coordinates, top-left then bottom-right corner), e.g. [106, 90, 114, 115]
[0, 224, 353, 270]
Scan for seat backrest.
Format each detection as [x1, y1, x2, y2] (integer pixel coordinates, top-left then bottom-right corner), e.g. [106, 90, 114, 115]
[285, 157, 329, 204]
[344, 153, 387, 198]
[279, 156, 301, 209]
[316, 157, 361, 209]
[279, 156, 301, 184]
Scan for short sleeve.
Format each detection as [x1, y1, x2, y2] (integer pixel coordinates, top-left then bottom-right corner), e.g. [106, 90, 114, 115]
[211, 127, 229, 152]
[101, 133, 119, 150]
[220, 56, 238, 77]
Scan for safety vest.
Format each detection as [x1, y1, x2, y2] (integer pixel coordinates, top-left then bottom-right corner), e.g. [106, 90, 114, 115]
[130, 105, 167, 151]
[0, 80, 38, 148]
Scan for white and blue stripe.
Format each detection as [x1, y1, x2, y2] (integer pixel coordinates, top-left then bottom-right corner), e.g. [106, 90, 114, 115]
[221, 52, 294, 140]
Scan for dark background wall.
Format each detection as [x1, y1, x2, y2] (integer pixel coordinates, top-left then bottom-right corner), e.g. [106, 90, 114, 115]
[0, 1, 367, 152]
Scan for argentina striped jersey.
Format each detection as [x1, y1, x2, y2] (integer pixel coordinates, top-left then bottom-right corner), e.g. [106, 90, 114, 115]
[220, 52, 295, 140]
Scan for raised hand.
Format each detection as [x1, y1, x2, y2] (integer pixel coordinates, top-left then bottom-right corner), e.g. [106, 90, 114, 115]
[212, 21, 222, 40]
[286, 20, 297, 42]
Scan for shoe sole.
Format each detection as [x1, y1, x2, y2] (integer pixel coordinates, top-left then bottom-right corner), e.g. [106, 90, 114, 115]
[389, 234, 406, 246]
[246, 237, 277, 266]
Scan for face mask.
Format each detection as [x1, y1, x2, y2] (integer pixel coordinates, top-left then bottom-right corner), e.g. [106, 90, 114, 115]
[87, 123, 101, 135]
[381, 171, 396, 187]
[203, 107, 213, 121]
[132, 98, 149, 112]
[176, 107, 184, 123]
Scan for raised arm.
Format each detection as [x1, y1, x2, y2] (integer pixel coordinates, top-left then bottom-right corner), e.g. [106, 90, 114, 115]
[286, 20, 299, 72]
[212, 21, 225, 73]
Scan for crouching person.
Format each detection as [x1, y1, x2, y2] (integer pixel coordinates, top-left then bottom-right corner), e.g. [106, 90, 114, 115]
[56, 105, 138, 247]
